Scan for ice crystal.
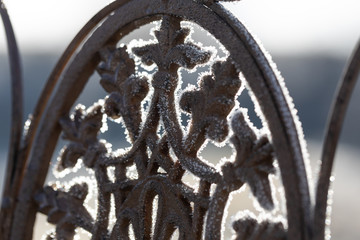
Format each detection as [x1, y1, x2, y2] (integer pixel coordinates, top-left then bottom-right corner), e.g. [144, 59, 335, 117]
[232, 213, 286, 240]
[43, 9, 307, 239]
[230, 111, 276, 210]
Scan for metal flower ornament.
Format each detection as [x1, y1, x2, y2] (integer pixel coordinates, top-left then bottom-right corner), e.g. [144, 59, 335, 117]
[1, 0, 359, 240]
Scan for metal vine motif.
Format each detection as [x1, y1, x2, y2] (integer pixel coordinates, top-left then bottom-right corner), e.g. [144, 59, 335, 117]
[3, 0, 359, 239]
[34, 16, 285, 239]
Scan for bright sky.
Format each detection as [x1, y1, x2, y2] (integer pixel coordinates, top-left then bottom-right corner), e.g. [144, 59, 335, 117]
[0, 0, 359, 56]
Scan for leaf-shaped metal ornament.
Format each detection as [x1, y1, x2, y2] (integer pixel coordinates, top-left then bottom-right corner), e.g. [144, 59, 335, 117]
[180, 59, 241, 149]
[57, 104, 105, 170]
[231, 112, 276, 210]
[34, 184, 94, 240]
[133, 16, 211, 72]
[233, 215, 286, 240]
[97, 46, 148, 141]
[97, 46, 136, 93]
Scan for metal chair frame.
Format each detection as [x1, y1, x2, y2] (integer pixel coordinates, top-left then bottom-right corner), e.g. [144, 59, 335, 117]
[1, 0, 359, 239]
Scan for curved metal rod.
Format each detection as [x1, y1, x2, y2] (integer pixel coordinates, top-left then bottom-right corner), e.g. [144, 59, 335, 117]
[10, 2, 135, 239]
[0, 1, 24, 239]
[314, 39, 360, 240]
[18, 0, 129, 188]
[208, 4, 312, 238]
[1, 1, 129, 239]
[12, 1, 312, 238]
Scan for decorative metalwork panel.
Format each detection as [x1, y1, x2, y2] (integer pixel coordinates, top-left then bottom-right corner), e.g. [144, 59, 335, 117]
[41, 15, 281, 239]
[1, 0, 359, 240]
[30, 11, 296, 239]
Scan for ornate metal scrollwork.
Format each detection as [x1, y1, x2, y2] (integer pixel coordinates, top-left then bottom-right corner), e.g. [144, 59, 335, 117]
[2, 0, 359, 240]
[33, 13, 290, 240]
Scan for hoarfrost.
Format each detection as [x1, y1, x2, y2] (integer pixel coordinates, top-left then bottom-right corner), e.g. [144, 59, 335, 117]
[108, 194, 117, 228]
[126, 165, 138, 180]
[23, 115, 33, 136]
[129, 38, 158, 71]
[251, 30, 313, 203]
[38, 9, 316, 239]
[129, 223, 135, 240]
[41, 229, 56, 240]
[107, 166, 116, 183]
[197, 138, 210, 156]
[151, 195, 159, 236]
[53, 153, 83, 179]
[325, 186, 334, 240]
[181, 21, 228, 59]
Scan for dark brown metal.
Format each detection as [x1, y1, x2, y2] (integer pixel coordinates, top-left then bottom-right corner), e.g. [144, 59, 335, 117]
[10, 0, 312, 238]
[0, 1, 23, 239]
[1, 2, 126, 239]
[314, 40, 360, 240]
[2, 0, 357, 239]
[17, 0, 131, 207]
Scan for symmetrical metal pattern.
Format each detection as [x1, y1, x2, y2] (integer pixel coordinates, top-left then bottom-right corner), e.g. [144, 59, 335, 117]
[34, 15, 284, 239]
[1, 0, 359, 240]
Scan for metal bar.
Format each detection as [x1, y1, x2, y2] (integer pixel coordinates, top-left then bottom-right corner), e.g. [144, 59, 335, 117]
[18, 0, 130, 189]
[10, 2, 137, 238]
[314, 39, 360, 240]
[0, 1, 24, 239]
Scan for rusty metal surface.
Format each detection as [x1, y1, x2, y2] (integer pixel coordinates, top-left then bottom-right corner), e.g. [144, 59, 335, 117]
[0, 1, 23, 238]
[1, 0, 359, 239]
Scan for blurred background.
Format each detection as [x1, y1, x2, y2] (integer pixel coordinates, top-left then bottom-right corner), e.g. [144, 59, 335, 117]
[1, 0, 359, 239]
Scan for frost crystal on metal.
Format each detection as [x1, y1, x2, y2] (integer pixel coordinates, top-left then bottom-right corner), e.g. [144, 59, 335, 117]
[8, 0, 356, 239]
[35, 15, 286, 240]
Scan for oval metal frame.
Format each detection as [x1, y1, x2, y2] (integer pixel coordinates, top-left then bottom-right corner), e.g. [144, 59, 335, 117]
[11, 0, 312, 239]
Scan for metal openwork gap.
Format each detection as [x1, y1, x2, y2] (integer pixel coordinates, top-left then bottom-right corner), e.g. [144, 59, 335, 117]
[1, 0, 359, 239]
